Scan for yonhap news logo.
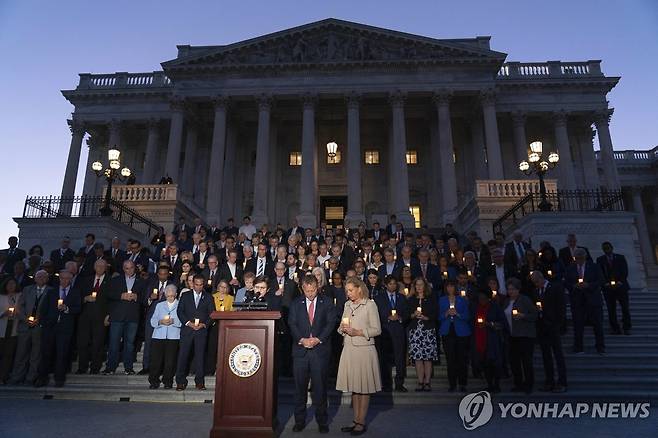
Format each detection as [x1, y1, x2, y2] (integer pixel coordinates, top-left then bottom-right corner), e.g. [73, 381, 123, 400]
[459, 391, 493, 430]
[458, 391, 651, 430]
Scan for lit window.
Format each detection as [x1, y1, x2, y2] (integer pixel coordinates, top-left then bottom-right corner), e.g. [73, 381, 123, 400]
[325, 206, 344, 220]
[289, 152, 302, 166]
[327, 150, 341, 164]
[409, 205, 421, 229]
[364, 150, 380, 164]
[406, 150, 418, 165]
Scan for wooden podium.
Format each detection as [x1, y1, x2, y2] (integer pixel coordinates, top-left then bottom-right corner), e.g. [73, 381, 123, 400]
[209, 310, 281, 438]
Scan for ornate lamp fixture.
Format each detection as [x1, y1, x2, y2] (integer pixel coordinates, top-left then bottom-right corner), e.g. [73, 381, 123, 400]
[518, 141, 559, 211]
[91, 147, 131, 216]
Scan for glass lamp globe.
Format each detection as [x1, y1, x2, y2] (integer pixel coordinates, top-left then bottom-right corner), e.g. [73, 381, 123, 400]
[109, 159, 120, 170]
[528, 152, 540, 163]
[548, 152, 560, 163]
[121, 167, 131, 177]
[326, 141, 338, 158]
[91, 161, 103, 171]
[529, 141, 543, 155]
[104, 169, 112, 177]
[519, 161, 530, 172]
[108, 148, 120, 162]
[539, 161, 549, 171]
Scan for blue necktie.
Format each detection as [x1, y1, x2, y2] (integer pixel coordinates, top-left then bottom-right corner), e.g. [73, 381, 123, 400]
[389, 294, 395, 308]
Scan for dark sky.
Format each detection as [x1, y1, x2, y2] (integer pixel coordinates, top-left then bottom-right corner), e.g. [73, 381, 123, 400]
[0, 0, 656, 238]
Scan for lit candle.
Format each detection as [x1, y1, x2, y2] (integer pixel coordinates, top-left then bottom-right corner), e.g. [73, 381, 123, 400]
[578, 278, 584, 284]
[329, 278, 333, 285]
[127, 290, 133, 295]
[91, 292, 97, 299]
[324, 260, 329, 268]
[404, 287, 409, 296]
[207, 279, 212, 286]
[610, 280, 616, 286]
[442, 271, 448, 278]
[164, 314, 170, 321]
[153, 288, 158, 295]
[477, 317, 484, 324]
[547, 270, 553, 277]
[391, 309, 397, 316]
[467, 270, 472, 277]
[293, 272, 298, 281]
[220, 305, 225, 312]
[416, 306, 422, 313]
[449, 303, 455, 310]
[512, 309, 518, 316]
[536, 301, 542, 310]
[491, 290, 497, 297]
[8, 307, 15, 314]
[194, 318, 200, 326]
[460, 290, 466, 297]
[28, 316, 35, 322]
[450, 252, 455, 258]
[341, 317, 350, 326]
[57, 299, 64, 306]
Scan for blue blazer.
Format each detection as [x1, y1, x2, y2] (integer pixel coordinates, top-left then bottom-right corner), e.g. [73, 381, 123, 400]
[438, 295, 471, 337]
[150, 300, 182, 340]
[176, 290, 215, 336]
[288, 295, 336, 358]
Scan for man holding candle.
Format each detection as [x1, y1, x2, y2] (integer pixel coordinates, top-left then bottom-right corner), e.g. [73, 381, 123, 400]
[35, 270, 81, 387]
[104, 260, 146, 375]
[566, 248, 605, 355]
[175, 274, 215, 391]
[596, 242, 631, 335]
[76, 259, 111, 375]
[374, 275, 409, 392]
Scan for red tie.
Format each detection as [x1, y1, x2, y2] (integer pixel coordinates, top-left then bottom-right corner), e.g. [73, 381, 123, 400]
[94, 278, 100, 291]
[308, 299, 315, 326]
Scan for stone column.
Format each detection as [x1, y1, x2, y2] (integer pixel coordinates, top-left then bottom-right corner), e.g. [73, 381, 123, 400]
[82, 135, 102, 196]
[469, 113, 488, 181]
[388, 91, 415, 228]
[511, 111, 528, 165]
[222, 125, 238, 223]
[297, 93, 318, 228]
[552, 111, 577, 190]
[426, 118, 442, 227]
[480, 90, 504, 180]
[141, 119, 161, 184]
[632, 186, 656, 267]
[181, 120, 199, 197]
[577, 124, 599, 189]
[206, 97, 229, 225]
[164, 98, 185, 183]
[107, 119, 123, 150]
[60, 119, 86, 200]
[344, 92, 365, 227]
[434, 91, 458, 224]
[595, 109, 621, 190]
[252, 95, 272, 227]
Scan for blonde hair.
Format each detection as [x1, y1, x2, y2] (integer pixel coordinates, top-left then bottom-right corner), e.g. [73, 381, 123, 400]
[345, 277, 368, 300]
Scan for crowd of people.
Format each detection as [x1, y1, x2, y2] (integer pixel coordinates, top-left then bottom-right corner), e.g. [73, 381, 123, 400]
[0, 216, 633, 434]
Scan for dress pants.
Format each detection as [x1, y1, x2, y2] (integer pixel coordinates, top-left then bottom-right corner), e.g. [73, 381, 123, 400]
[0, 336, 18, 382]
[293, 350, 328, 427]
[537, 327, 567, 387]
[38, 323, 74, 384]
[509, 336, 535, 391]
[204, 322, 218, 375]
[76, 309, 106, 373]
[442, 330, 469, 388]
[377, 328, 406, 389]
[107, 321, 138, 371]
[176, 330, 207, 385]
[142, 323, 154, 370]
[570, 294, 605, 352]
[603, 287, 631, 331]
[149, 338, 179, 386]
[9, 327, 41, 384]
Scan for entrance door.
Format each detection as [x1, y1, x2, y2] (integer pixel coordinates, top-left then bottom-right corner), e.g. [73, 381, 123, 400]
[320, 196, 347, 229]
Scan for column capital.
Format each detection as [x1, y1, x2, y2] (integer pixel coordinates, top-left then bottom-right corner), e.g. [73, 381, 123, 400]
[67, 118, 86, 136]
[510, 110, 526, 126]
[146, 117, 162, 129]
[345, 91, 361, 109]
[256, 93, 274, 112]
[301, 92, 317, 110]
[479, 88, 497, 106]
[594, 107, 614, 125]
[432, 89, 453, 106]
[169, 95, 187, 111]
[212, 95, 230, 110]
[551, 110, 569, 126]
[388, 90, 406, 108]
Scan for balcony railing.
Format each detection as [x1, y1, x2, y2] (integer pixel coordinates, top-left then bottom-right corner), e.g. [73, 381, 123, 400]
[110, 184, 179, 202]
[492, 189, 625, 236]
[595, 146, 658, 164]
[497, 60, 603, 79]
[77, 72, 172, 90]
[475, 179, 557, 198]
[22, 195, 161, 238]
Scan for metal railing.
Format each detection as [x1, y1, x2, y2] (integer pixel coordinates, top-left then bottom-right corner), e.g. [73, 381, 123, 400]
[492, 189, 625, 236]
[497, 60, 603, 79]
[22, 195, 160, 238]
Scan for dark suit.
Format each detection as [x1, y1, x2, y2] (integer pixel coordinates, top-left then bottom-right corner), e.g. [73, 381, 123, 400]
[76, 274, 111, 373]
[504, 241, 531, 268]
[175, 290, 215, 385]
[245, 256, 274, 278]
[49, 248, 75, 271]
[126, 250, 150, 273]
[419, 263, 442, 292]
[104, 248, 127, 275]
[106, 275, 147, 372]
[2, 247, 27, 274]
[288, 295, 336, 427]
[596, 253, 631, 332]
[37, 285, 81, 385]
[536, 281, 567, 388]
[219, 262, 244, 289]
[565, 261, 605, 352]
[374, 291, 409, 389]
[558, 246, 592, 268]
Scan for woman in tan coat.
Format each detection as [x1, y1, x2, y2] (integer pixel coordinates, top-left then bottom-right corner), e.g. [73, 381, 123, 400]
[336, 277, 381, 436]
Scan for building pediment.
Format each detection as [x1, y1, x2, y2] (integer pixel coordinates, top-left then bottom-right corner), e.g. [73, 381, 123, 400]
[162, 18, 507, 72]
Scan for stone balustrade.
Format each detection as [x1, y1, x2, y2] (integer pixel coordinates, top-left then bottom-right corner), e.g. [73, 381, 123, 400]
[110, 184, 179, 202]
[497, 60, 602, 78]
[475, 179, 558, 198]
[595, 146, 658, 163]
[77, 72, 172, 90]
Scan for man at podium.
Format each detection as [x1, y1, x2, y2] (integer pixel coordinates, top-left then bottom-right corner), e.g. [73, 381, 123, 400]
[288, 274, 336, 434]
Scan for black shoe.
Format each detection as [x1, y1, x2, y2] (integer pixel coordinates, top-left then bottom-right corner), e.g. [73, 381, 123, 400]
[423, 383, 432, 392]
[351, 423, 367, 436]
[382, 386, 393, 393]
[149, 383, 159, 389]
[124, 369, 135, 375]
[164, 384, 173, 389]
[319, 424, 329, 434]
[395, 384, 408, 392]
[102, 369, 115, 375]
[137, 369, 149, 375]
[89, 370, 100, 375]
[341, 423, 356, 433]
[292, 423, 305, 432]
[415, 383, 424, 392]
[75, 369, 86, 375]
[33, 379, 46, 388]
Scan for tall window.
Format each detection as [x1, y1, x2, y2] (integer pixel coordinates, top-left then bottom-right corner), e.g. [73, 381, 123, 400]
[364, 150, 380, 165]
[406, 150, 418, 165]
[289, 151, 302, 166]
[409, 205, 421, 229]
[327, 150, 341, 164]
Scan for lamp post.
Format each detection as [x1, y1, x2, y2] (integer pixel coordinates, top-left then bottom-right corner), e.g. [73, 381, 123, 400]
[518, 141, 559, 212]
[326, 141, 338, 158]
[91, 147, 131, 216]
